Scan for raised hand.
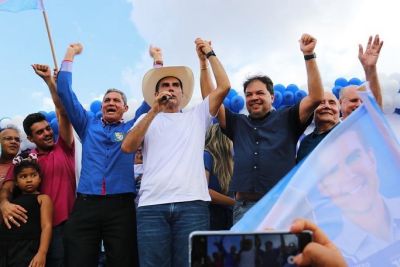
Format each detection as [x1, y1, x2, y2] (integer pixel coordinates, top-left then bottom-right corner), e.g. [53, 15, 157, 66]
[299, 33, 317, 55]
[195, 38, 213, 57]
[149, 45, 163, 63]
[32, 64, 52, 80]
[68, 43, 83, 55]
[358, 34, 383, 70]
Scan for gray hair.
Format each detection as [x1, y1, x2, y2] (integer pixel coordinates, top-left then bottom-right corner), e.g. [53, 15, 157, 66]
[103, 88, 128, 105]
[0, 124, 20, 134]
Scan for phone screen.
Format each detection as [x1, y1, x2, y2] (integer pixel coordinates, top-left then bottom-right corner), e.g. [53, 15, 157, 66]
[190, 231, 312, 267]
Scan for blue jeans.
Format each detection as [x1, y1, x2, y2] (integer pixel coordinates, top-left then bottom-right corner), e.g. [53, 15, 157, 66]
[137, 201, 209, 267]
[233, 200, 257, 224]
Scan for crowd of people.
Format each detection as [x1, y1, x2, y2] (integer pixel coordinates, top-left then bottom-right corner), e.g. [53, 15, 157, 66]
[0, 33, 385, 267]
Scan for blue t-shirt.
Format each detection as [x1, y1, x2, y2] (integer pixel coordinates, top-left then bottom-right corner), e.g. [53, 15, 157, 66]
[204, 150, 222, 193]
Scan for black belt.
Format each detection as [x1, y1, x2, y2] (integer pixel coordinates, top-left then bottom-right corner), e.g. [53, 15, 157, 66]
[77, 193, 134, 199]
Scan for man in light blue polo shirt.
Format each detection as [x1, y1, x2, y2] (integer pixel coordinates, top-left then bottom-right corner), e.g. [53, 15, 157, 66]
[57, 43, 148, 267]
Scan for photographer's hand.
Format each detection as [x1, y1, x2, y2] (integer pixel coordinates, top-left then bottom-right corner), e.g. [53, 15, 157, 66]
[290, 219, 347, 267]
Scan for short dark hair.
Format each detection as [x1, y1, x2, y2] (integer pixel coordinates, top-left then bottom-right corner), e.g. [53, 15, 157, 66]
[243, 75, 274, 95]
[155, 76, 183, 93]
[23, 113, 46, 137]
[104, 88, 127, 105]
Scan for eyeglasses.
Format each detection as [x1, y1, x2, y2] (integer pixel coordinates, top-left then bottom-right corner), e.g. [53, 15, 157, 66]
[2, 136, 21, 143]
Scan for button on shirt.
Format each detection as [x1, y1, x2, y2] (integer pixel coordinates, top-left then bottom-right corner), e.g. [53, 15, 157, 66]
[223, 103, 310, 194]
[57, 61, 148, 195]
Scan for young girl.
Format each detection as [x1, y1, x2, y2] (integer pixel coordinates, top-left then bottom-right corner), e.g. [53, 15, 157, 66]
[0, 152, 53, 267]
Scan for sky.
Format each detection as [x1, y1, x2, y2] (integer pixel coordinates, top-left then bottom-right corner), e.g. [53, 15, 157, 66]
[1, 0, 400, 122]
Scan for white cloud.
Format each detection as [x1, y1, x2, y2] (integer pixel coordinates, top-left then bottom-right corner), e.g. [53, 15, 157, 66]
[128, 0, 400, 100]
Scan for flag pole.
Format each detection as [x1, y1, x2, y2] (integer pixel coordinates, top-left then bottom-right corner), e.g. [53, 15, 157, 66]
[40, 0, 58, 71]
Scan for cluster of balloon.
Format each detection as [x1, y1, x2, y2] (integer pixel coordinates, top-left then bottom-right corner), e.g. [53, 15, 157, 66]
[223, 89, 245, 113]
[272, 84, 308, 109]
[332, 75, 400, 115]
[331, 77, 363, 100]
[380, 73, 400, 114]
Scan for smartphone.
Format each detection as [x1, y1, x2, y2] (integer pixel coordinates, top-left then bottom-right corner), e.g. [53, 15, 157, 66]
[189, 230, 312, 267]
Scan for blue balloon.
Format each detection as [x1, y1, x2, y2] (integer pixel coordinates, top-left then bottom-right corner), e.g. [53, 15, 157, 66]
[87, 111, 95, 118]
[227, 89, 238, 99]
[273, 84, 285, 94]
[38, 111, 48, 118]
[286, 84, 299, 93]
[50, 118, 58, 135]
[230, 95, 245, 113]
[272, 91, 283, 109]
[223, 98, 231, 110]
[90, 100, 102, 113]
[295, 90, 307, 103]
[348, 77, 362, 86]
[283, 91, 295, 106]
[46, 111, 56, 122]
[332, 86, 342, 99]
[334, 77, 348, 87]
[96, 111, 102, 119]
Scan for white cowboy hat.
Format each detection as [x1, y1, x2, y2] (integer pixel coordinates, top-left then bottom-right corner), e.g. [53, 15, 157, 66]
[142, 66, 194, 109]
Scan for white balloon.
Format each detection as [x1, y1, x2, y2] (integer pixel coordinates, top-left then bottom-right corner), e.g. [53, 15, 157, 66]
[0, 118, 12, 129]
[382, 96, 395, 114]
[389, 72, 400, 85]
[394, 93, 400, 109]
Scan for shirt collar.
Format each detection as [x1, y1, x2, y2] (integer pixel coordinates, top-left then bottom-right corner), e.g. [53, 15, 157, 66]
[101, 117, 124, 126]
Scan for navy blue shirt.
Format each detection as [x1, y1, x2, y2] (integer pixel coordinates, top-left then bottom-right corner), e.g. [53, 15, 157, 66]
[296, 124, 338, 163]
[223, 104, 310, 194]
[57, 62, 149, 195]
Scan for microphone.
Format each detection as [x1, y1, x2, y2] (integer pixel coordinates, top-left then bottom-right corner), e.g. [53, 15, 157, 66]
[160, 95, 172, 102]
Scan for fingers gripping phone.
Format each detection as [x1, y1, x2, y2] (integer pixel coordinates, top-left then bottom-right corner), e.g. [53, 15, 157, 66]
[190, 231, 312, 267]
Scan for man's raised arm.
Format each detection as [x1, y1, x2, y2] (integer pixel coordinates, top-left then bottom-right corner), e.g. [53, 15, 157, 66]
[32, 64, 74, 147]
[195, 38, 231, 117]
[298, 33, 324, 124]
[195, 39, 228, 129]
[359, 35, 383, 108]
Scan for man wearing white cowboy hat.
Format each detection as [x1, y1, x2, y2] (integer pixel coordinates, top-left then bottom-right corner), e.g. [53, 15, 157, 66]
[122, 38, 231, 267]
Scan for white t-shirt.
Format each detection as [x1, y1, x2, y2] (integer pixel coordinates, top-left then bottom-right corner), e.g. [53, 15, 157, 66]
[133, 97, 213, 207]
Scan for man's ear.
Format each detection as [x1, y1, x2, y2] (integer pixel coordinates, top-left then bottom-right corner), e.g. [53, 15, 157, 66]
[124, 105, 129, 112]
[27, 135, 33, 143]
[270, 94, 275, 103]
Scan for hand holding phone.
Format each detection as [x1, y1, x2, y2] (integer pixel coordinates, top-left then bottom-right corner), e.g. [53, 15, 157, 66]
[190, 230, 312, 267]
[290, 219, 347, 267]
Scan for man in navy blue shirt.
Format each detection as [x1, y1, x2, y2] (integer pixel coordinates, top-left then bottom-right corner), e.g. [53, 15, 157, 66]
[297, 91, 340, 163]
[57, 43, 148, 267]
[200, 34, 324, 223]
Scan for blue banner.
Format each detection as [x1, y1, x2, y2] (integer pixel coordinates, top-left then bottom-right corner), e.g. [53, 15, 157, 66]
[232, 92, 400, 266]
[0, 0, 42, 12]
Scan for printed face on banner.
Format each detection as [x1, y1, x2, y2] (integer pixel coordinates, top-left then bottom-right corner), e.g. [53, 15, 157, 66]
[317, 130, 380, 214]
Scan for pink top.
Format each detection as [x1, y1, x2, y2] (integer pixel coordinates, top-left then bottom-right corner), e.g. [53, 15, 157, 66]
[6, 137, 76, 226]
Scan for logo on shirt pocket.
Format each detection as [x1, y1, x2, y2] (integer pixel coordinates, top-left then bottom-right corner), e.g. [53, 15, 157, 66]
[113, 132, 124, 142]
